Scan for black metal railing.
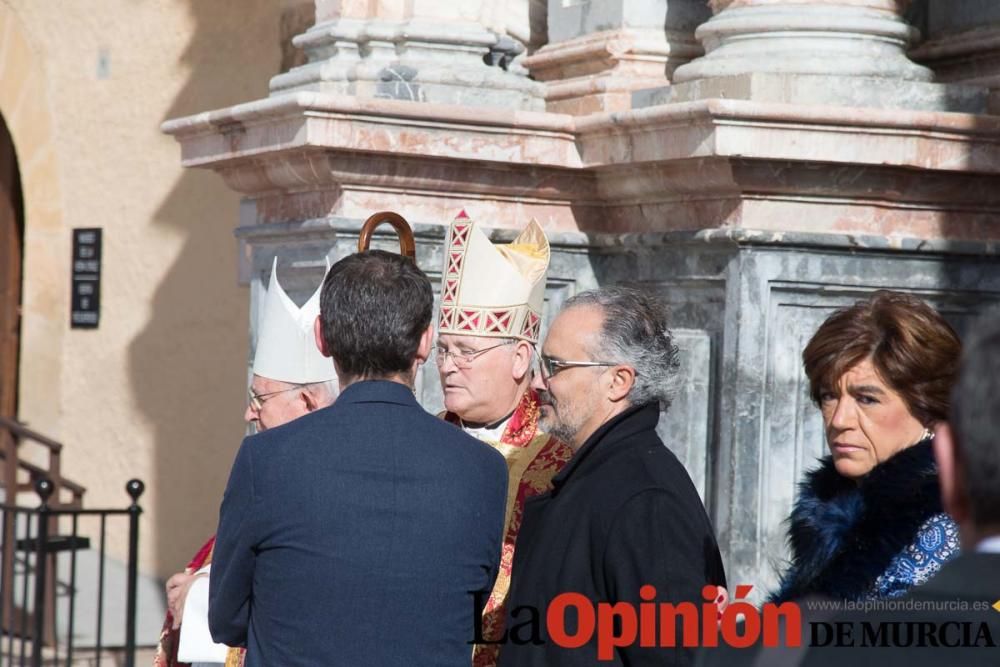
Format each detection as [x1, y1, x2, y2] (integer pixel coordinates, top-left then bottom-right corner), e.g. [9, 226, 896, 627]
[0, 478, 143, 667]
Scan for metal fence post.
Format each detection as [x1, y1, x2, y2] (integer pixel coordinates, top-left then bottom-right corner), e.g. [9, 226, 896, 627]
[31, 479, 53, 667]
[124, 479, 144, 667]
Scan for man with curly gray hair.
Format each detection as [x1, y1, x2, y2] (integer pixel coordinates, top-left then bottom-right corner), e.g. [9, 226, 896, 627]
[499, 285, 727, 667]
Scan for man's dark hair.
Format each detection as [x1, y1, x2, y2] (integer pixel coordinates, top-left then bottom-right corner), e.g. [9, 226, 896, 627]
[950, 311, 1000, 527]
[319, 250, 433, 379]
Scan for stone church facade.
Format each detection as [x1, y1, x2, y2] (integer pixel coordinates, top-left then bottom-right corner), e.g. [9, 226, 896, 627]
[165, 0, 1000, 595]
[1, 1, 1000, 638]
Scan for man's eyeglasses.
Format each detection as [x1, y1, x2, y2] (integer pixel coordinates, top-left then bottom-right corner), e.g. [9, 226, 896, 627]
[537, 354, 627, 381]
[248, 383, 316, 412]
[434, 340, 514, 369]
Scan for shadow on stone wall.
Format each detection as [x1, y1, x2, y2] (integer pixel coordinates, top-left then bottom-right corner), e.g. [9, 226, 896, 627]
[128, 0, 313, 578]
[909, 1, 1000, 337]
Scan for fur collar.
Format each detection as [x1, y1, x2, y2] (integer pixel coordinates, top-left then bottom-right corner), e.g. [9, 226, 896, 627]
[772, 439, 943, 602]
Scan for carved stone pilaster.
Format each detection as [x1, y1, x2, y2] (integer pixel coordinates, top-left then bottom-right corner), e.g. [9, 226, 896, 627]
[270, 7, 543, 110]
[524, 0, 709, 115]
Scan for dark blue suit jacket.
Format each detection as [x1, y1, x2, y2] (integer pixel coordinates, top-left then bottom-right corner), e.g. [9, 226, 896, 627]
[209, 380, 508, 666]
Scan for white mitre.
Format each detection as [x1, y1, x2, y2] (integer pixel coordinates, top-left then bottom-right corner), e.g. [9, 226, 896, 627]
[252, 258, 336, 384]
[437, 210, 550, 343]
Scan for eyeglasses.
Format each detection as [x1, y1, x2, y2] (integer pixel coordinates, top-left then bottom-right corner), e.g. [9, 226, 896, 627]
[537, 354, 626, 382]
[434, 340, 514, 369]
[248, 384, 315, 412]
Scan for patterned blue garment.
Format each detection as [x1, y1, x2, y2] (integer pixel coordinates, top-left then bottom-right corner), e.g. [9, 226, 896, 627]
[871, 512, 960, 599]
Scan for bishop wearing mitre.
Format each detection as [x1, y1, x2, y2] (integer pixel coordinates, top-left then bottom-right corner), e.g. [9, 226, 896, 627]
[433, 211, 572, 667]
[155, 259, 336, 667]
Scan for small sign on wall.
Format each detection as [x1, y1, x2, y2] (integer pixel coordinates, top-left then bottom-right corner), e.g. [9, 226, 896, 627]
[71, 228, 101, 329]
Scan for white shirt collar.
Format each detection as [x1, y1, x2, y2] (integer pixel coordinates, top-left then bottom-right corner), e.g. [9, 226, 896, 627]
[462, 415, 511, 442]
[975, 535, 1000, 554]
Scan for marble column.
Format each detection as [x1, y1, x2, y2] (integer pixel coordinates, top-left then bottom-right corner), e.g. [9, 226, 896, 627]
[646, 0, 993, 113]
[269, 0, 544, 110]
[674, 0, 929, 82]
[523, 0, 710, 114]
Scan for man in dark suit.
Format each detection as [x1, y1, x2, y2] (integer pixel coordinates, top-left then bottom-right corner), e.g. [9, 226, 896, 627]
[209, 250, 509, 667]
[498, 286, 727, 667]
[930, 311, 1000, 616]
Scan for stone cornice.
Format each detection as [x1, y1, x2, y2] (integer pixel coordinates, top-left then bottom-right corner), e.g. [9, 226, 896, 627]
[161, 92, 578, 168]
[163, 94, 1000, 239]
[234, 216, 1000, 257]
[163, 93, 1000, 170]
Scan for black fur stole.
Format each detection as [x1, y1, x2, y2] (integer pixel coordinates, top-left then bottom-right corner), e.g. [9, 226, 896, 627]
[771, 438, 943, 603]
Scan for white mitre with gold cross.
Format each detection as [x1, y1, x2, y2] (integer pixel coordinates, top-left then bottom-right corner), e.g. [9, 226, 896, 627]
[437, 210, 550, 343]
[253, 258, 336, 384]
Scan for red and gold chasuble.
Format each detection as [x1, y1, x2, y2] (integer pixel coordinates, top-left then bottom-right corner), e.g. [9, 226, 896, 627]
[153, 536, 245, 667]
[445, 388, 572, 667]
[154, 536, 216, 667]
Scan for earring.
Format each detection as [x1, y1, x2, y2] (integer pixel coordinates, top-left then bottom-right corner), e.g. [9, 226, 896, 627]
[921, 427, 933, 442]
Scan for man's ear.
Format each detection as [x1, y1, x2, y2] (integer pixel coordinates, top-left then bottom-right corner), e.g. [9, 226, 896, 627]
[302, 387, 320, 412]
[934, 422, 970, 523]
[415, 324, 434, 364]
[314, 316, 330, 357]
[511, 340, 534, 383]
[607, 365, 636, 403]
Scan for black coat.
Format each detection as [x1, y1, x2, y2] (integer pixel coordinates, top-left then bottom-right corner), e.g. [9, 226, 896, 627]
[771, 439, 958, 604]
[498, 403, 727, 667]
[210, 380, 508, 667]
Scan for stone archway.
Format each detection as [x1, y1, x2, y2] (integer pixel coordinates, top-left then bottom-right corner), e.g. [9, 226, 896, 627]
[0, 4, 66, 430]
